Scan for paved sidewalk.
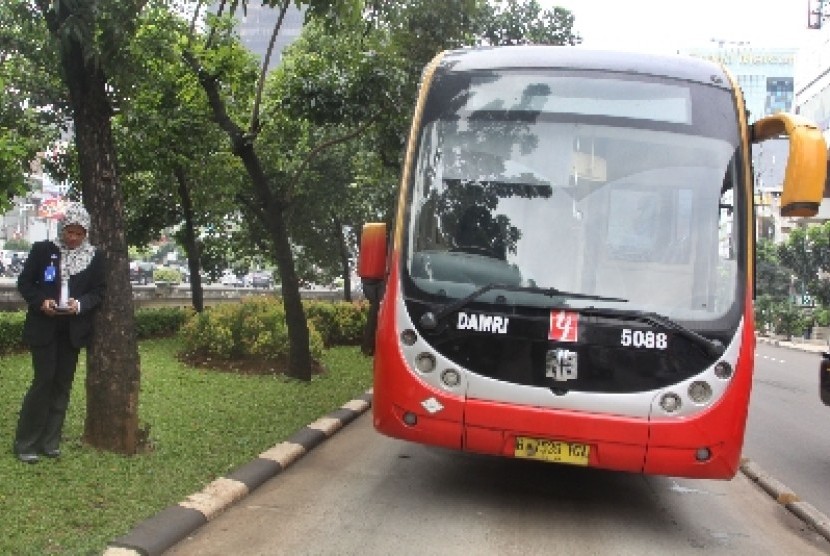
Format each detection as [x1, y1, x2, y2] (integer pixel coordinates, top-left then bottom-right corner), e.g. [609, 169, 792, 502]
[755, 334, 828, 354]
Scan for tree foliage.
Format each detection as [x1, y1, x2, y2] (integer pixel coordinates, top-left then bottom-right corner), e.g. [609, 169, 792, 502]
[756, 224, 830, 338]
[180, 1, 360, 380]
[778, 224, 830, 307]
[477, 0, 582, 46]
[113, 5, 255, 310]
[270, 0, 581, 293]
[0, 2, 65, 210]
[756, 238, 791, 300]
[4, 0, 583, 390]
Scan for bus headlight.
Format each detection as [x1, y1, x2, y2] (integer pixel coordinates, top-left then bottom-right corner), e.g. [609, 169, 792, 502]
[659, 392, 682, 413]
[415, 352, 436, 373]
[688, 381, 712, 404]
[401, 329, 418, 346]
[714, 361, 733, 379]
[441, 368, 461, 387]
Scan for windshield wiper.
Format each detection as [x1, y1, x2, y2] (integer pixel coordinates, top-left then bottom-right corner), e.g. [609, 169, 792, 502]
[421, 283, 628, 329]
[419, 284, 724, 359]
[578, 306, 725, 358]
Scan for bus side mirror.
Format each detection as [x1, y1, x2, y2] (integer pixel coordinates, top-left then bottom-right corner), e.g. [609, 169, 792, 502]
[752, 113, 827, 217]
[358, 222, 388, 280]
[358, 222, 388, 356]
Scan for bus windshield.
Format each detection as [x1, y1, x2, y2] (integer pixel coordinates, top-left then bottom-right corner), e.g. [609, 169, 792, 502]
[405, 69, 744, 323]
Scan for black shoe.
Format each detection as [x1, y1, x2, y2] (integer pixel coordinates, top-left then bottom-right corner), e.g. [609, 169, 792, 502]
[16, 453, 39, 464]
[42, 448, 61, 459]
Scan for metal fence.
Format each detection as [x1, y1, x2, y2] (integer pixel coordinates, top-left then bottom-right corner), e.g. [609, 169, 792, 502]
[0, 282, 355, 312]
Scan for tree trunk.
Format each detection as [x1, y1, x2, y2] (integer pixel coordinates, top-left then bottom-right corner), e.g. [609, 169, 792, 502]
[174, 166, 204, 312]
[238, 145, 312, 381]
[61, 36, 143, 454]
[187, 51, 313, 381]
[333, 215, 352, 302]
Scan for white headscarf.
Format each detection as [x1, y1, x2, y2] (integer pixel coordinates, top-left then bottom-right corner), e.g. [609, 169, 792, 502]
[56, 202, 96, 277]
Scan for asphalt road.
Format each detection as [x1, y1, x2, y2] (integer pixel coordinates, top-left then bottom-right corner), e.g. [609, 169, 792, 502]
[159, 411, 829, 556]
[101, 337, 830, 556]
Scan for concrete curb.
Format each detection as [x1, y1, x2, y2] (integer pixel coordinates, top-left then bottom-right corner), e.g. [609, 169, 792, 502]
[104, 390, 373, 556]
[741, 458, 830, 542]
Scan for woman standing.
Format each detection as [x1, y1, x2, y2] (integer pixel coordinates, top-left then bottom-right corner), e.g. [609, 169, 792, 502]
[13, 202, 105, 463]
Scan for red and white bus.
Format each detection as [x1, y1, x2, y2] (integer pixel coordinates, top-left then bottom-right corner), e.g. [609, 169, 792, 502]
[358, 46, 827, 479]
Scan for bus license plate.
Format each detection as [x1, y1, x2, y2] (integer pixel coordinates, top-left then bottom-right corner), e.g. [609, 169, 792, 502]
[514, 436, 590, 466]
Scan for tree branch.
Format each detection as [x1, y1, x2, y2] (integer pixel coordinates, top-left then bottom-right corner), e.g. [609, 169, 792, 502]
[250, 0, 289, 136]
[181, 49, 247, 153]
[292, 117, 378, 186]
[203, 0, 228, 50]
[189, 0, 207, 38]
[235, 191, 267, 224]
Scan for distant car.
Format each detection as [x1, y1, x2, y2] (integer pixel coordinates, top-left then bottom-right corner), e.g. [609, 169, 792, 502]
[129, 261, 155, 285]
[821, 352, 830, 406]
[250, 271, 274, 289]
[220, 271, 247, 287]
[220, 271, 237, 287]
[5, 251, 25, 275]
[170, 264, 190, 283]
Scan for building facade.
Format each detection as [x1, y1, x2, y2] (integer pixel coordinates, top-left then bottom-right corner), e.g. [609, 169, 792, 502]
[684, 46, 803, 243]
[686, 46, 797, 123]
[792, 24, 830, 235]
[0, 154, 68, 249]
[212, 3, 304, 71]
[795, 24, 830, 171]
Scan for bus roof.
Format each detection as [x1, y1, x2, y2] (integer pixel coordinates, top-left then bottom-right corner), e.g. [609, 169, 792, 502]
[437, 46, 732, 90]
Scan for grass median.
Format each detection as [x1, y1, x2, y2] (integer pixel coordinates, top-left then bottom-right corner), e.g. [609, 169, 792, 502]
[0, 337, 373, 554]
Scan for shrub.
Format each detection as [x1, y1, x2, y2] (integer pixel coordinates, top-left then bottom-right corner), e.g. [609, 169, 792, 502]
[180, 303, 237, 357]
[814, 306, 830, 327]
[0, 307, 189, 355]
[304, 299, 369, 347]
[135, 307, 192, 339]
[178, 296, 324, 361]
[0, 311, 25, 355]
[774, 302, 808, 340]
[153, 266, 182, 284]
[754, 294, 776, 333]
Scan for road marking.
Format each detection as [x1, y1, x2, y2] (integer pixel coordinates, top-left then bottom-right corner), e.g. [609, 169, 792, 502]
[757, 355, 786, 364]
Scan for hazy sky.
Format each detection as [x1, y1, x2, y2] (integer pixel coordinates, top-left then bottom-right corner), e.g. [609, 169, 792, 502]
[546, 0, 820, 52]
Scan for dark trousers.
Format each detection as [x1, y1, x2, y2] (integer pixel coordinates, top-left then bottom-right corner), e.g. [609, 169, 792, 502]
[14, 320, 80, 455]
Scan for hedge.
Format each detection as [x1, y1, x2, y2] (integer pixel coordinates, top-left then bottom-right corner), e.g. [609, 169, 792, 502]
[0, 299, 369, 358]
[0, 306, 192, 354]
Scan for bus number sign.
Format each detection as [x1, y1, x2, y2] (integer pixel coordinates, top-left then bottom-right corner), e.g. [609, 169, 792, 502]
[620, 328, 668, 349]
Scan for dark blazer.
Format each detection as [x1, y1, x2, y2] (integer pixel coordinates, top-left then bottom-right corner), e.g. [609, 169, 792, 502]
[17, 240, 106, 348]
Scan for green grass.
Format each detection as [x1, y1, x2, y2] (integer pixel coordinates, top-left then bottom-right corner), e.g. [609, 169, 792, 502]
[0, 338, 373, 555]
